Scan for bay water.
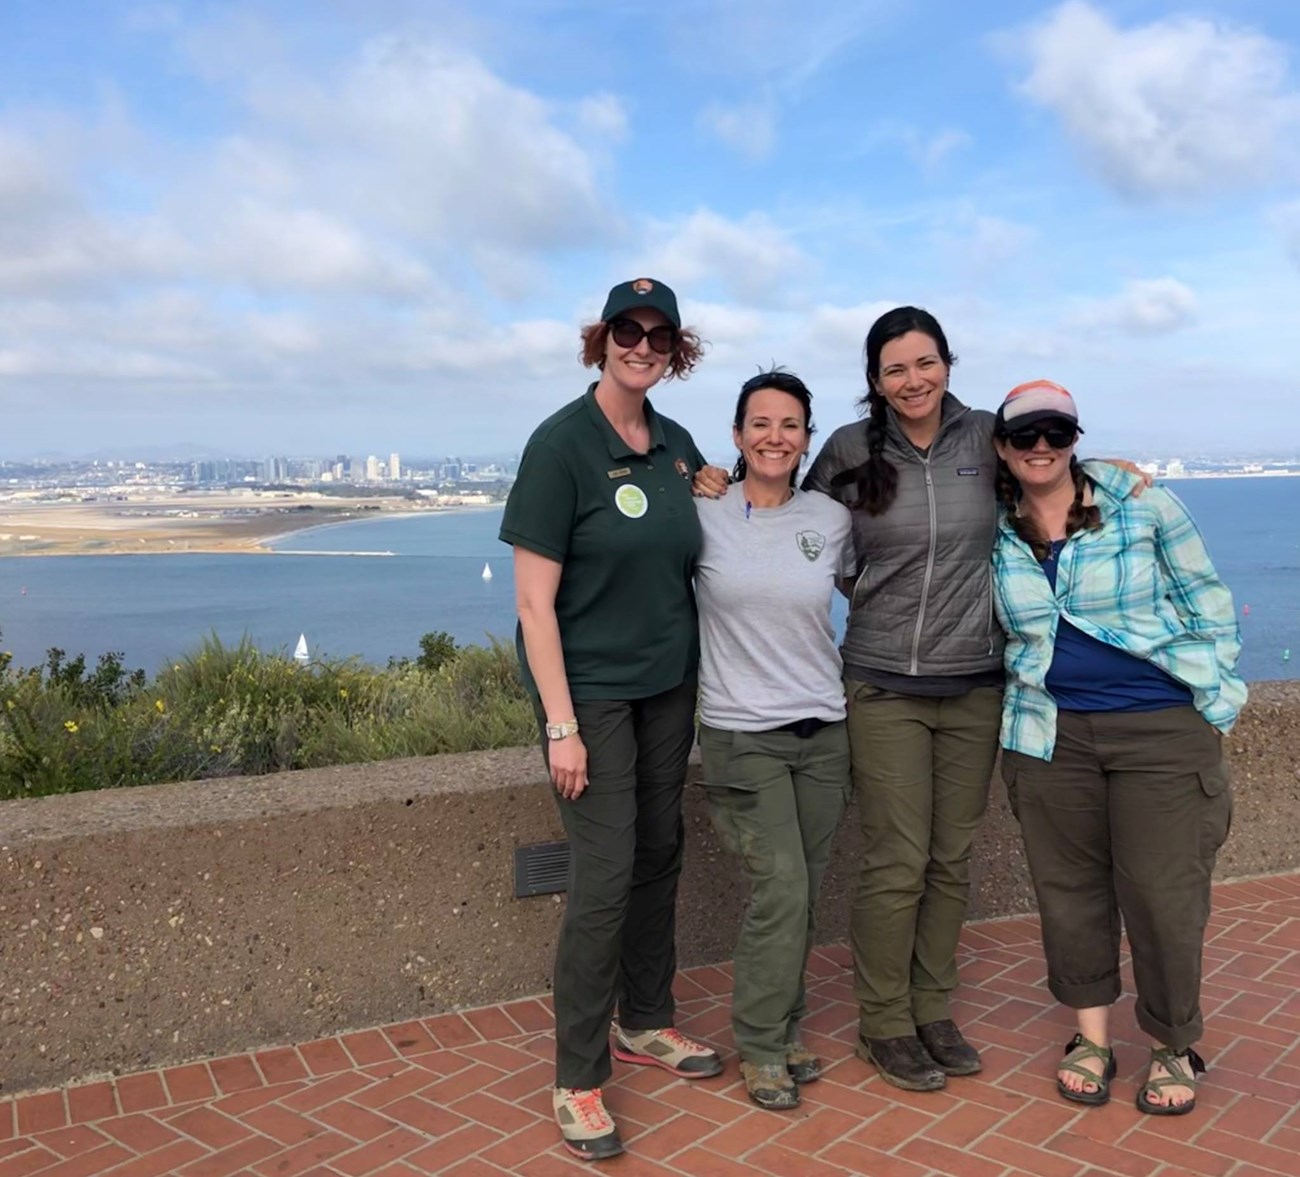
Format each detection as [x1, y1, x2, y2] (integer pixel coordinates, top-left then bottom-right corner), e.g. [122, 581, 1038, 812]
[1, 479, 1296, 682]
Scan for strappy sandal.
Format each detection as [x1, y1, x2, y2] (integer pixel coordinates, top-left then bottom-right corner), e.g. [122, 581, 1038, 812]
[1056, 1033, 1117, 1107]
[1136, 1046, 1206, 1116]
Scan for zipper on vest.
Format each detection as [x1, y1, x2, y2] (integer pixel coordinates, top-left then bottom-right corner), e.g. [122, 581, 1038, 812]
[911, 458, 938, 675]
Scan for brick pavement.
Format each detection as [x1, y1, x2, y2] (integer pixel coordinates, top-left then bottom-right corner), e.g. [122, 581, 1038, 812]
[3, 872, 1298, 1176]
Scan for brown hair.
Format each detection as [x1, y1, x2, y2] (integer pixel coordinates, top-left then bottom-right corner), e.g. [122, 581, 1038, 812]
[579, 321, 707, 380]
[995, 454, 1101, 559]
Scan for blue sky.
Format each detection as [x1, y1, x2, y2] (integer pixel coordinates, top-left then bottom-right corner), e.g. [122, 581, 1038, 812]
[3, 0, 1300, 461]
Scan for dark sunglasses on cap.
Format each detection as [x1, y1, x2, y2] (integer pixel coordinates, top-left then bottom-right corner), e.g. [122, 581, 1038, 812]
[609, 318, 677, 354]
[1005, 420, 1081, 450]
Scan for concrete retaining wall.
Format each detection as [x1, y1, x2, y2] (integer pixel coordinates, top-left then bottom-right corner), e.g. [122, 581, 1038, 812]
[3, 682, 1298, 1095]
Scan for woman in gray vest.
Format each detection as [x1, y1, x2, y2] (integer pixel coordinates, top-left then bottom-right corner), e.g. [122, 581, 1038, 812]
[694, 370, 855, 1111]
[803, 306, 1001, 1090]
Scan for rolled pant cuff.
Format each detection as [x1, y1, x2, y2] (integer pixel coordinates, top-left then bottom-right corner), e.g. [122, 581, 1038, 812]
[1047, 974, 1121, 1010]
[1137, 1008, 1204, 1054]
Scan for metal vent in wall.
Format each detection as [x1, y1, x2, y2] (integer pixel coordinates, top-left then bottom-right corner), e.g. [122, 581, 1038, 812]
[513, 840, 570, 898]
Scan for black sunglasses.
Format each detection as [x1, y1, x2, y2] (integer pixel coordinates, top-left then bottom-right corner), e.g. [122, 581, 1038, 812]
[1006, 421, 1080, 451]
[609, 318, 676, 354]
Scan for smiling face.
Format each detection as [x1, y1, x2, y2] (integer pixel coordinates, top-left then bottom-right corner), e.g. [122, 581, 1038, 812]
[602, 306, 672, 394]
[995, 417, 1079, 495]
[734, 387, 810, 487]
[874, 330, 948, 432]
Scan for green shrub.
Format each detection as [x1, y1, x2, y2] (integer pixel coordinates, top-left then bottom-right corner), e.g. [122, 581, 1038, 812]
[0, 630, 534, 799]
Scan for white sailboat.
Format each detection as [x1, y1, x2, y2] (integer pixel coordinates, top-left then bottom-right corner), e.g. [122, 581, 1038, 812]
[293, 633, 310, 664]
[481, 562, 493, 580]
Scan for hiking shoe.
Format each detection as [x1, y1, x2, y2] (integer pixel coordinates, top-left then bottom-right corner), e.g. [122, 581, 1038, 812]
[857, 1034, 946, 1091]
[553, 1087, 623, 1161]
[785, 1041, 823, 1084]
[741, 1060, 800, 1110]
[917, 1019, 982, 1076]
[612, 1025, 724, 1078]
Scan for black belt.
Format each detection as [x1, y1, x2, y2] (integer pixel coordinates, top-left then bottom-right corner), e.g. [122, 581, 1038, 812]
[770, 717, 834, 739]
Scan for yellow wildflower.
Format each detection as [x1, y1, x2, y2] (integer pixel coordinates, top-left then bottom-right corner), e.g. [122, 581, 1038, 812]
[338, 688, 349, 699]
[155, 699, 166, 713]
[64, 720, 79, 733]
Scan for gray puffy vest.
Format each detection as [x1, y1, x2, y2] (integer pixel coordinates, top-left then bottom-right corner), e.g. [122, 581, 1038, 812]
[804, 394, 1004, 677]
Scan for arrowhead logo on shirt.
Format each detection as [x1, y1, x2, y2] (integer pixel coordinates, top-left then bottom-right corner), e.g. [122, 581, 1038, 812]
[796, 530, 826, 562]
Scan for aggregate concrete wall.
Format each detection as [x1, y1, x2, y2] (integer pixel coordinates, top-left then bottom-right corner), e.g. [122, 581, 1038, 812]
[3, 682, 1298, 1095]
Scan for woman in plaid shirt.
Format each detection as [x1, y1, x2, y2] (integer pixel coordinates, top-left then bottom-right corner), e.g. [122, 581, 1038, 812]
[991, 380, 1245, 1118]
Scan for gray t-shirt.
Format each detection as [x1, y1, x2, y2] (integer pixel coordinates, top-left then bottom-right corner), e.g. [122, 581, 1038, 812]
[696, 488, 855, 731]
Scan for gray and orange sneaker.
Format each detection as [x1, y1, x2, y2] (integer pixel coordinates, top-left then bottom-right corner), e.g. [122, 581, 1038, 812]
[612, 1025, 724, 1078]
[553, 1087, 623, 1161]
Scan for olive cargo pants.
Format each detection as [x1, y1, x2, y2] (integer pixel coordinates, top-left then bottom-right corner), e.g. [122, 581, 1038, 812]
[698, 721, 851, 1065]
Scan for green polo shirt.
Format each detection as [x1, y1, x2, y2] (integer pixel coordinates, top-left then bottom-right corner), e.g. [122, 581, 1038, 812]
[500, 383, 706, 702]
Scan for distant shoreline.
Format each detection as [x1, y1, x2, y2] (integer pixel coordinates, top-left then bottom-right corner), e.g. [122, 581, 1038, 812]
[0, 496, 502, 558]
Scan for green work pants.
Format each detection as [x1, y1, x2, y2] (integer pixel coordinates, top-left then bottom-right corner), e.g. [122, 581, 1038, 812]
[845, 683, 1002, 1038]
[1001, 706, 1232, 1052]
[699, 721, 851, 1066]
[536, 679, 698, 1091]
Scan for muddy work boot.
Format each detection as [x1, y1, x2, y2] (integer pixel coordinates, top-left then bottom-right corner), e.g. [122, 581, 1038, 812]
[857, 1034, 946, 1091]
[741, 1060, 800, 1110]
[785, 1041, 823, 1084]
[917, 1019, 982, 1076]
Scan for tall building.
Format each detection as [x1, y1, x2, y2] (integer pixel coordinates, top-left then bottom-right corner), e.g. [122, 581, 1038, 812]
[389, 453, 401, 481]
[365, 454, 382, 482]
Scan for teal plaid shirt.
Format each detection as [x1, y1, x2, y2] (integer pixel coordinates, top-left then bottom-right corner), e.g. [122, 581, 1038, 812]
[993, 460, 1246, 761]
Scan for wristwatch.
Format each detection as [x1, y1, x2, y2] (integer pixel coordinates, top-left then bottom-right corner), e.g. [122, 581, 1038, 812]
[545, 718, 580, 740]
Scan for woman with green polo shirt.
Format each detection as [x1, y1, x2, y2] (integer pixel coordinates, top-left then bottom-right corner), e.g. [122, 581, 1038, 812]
[499, 277, 722, 1162]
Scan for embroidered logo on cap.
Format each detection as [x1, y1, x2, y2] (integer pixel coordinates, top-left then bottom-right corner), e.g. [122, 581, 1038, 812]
[615, 484, 648, 518]
[632, 278, 654, 294]
[796, 530, 826, 562]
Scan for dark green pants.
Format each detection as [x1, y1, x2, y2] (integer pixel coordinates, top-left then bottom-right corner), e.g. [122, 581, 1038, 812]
[699, 722, 850, 1065]
[537, 680, 697, 1090]
[1001, 705, 1232, 1051]
[845, 683, 1002, 1038]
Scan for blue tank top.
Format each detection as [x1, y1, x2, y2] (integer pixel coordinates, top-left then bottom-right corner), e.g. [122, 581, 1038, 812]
[1040, 539, 1193, 713]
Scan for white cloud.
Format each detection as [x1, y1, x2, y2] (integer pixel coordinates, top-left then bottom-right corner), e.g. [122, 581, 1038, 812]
[1072, 277, 1198, 334]
[575, 93, 628, 141]
[645, 209, 809, 306]
[698, 100, 776, 161]
[1269, 201, 1300, 269]
[1013, 1, 1300, 199]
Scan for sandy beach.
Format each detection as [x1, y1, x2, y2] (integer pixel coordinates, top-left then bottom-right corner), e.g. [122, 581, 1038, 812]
[0, 492, 488, 557]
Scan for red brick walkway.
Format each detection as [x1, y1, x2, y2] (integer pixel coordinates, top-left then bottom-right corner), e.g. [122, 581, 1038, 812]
[4, 873, 1299, 1177]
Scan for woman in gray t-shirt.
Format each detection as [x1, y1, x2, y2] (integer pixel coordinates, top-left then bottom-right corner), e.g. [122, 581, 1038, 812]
[694, 369, 854, 1112]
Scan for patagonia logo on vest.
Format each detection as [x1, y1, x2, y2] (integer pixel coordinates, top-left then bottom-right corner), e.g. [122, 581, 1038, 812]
[957, 467, 980, 476]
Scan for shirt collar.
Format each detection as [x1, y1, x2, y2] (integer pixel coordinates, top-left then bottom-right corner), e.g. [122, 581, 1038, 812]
[583, 381, 667, 459]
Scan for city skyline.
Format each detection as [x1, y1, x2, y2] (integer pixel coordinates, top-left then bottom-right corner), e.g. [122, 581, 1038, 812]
[3, 1, 1300, 457]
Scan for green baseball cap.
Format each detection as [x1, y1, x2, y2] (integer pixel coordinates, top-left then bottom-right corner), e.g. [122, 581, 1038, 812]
[600, 277, 681, 328]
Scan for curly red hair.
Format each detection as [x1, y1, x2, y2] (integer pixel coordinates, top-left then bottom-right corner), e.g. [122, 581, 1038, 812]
[579, 321, 707, 380]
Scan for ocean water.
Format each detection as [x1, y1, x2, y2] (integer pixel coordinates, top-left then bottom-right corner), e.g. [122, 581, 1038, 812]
[1, 480, 1297, 682]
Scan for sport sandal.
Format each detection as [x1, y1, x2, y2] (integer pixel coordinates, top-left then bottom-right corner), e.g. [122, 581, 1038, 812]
[1056, 1033, 1117, 1107]
[1136, 1045, 1206, 1116]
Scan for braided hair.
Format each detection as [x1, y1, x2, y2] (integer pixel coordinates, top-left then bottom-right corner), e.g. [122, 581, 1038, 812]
[831, 306, 955, 516]
[994, 453, 1101, 559]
